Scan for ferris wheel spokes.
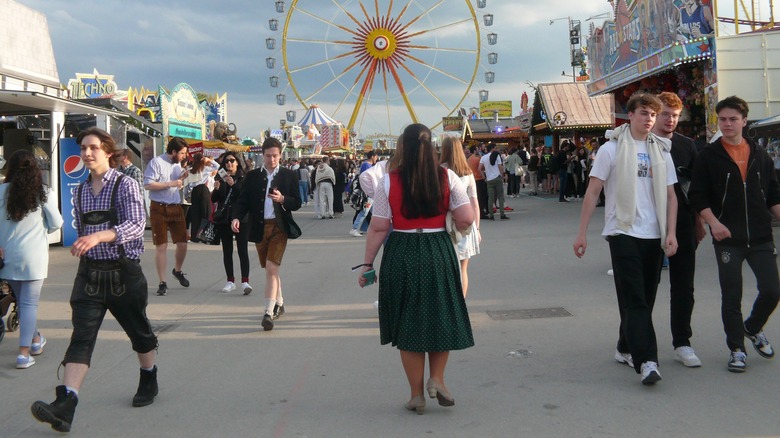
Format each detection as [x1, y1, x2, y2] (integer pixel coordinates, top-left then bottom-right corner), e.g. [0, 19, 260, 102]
[294, 7, 359, 36]
[398, 0, 446, 31]
[304, 58, 363, 102]
[406, 18, 474, 38]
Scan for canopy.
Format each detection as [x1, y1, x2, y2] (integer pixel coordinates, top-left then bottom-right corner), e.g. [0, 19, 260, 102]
[297, 104, 336, 127]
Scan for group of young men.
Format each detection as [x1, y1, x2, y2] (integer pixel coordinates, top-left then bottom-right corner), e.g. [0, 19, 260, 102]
[575, 93, 779, 385]
[30, 134, 300, 432]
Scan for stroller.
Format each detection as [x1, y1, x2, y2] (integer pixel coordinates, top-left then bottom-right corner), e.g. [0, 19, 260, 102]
[0, 280, 19, 343]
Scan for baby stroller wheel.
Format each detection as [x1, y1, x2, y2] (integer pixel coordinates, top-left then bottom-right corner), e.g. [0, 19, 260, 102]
[7, 308, 19, 332]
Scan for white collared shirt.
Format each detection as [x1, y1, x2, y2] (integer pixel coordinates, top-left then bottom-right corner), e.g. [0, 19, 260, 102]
[264, 165, 279, 219]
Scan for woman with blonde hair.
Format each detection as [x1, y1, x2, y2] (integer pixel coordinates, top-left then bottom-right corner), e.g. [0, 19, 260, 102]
[358, 124, 474, 414]
[439, 136, 480, 297]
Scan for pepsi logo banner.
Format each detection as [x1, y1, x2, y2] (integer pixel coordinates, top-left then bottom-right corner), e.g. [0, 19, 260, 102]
[59, 138, 85, 246]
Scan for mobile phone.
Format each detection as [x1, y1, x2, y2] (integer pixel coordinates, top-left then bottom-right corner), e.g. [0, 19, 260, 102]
[362, 269, 376, 286]
[218, 168, 228, 179]
[267, 186, 278, 198]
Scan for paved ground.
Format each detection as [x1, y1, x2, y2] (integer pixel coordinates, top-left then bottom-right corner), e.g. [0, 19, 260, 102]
[2, 189, 780, 438]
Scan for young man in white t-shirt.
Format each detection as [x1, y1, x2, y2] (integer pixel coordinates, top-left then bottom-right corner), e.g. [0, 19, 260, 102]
[573, 93, 679, 386]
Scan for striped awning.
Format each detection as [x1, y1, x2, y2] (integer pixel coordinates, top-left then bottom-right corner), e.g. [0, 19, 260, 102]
[297, 104, 336, 127]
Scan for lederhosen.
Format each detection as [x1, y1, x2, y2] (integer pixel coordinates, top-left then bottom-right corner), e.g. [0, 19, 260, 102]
[62, 174, 157, 366]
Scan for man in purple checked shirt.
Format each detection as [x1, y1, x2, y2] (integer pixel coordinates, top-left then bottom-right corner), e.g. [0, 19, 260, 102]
[31, 128, 159, 433]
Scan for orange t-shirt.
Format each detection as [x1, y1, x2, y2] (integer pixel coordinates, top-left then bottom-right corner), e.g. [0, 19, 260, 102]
[723, 139, 750, 181]
[468, 154, 483, 180]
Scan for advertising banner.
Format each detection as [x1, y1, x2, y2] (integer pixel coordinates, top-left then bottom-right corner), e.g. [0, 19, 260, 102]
[59, 138, 86, 246]
[480, 101, 512, 118]
[588, 0, 715, 91]
[442, 117, 464, 131]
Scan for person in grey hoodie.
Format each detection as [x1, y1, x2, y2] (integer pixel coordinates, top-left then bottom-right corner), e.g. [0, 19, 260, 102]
[315, 157, 336, 219]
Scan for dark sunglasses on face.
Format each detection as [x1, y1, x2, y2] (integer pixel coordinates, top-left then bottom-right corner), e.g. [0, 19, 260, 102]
[225, 159, 237, 163]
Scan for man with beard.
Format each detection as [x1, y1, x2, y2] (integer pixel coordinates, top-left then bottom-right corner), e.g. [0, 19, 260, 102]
[144, 137, 190, 296]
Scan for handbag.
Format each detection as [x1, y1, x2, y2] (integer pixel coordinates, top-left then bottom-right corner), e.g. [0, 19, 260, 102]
[212, 187, 233, 223]
[196, 221, 218, 245]
[445, 211, 472, 245]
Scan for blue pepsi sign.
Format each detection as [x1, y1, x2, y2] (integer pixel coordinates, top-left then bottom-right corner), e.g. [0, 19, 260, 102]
[59, 138, 85, 246]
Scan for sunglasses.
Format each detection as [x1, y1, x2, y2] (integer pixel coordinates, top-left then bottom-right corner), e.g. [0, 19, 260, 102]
[225, 159, 237, 163]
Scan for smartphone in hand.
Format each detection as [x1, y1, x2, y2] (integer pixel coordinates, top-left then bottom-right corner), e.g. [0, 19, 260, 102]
[362, 269, 376, 286]
[218, 168, 228, 180]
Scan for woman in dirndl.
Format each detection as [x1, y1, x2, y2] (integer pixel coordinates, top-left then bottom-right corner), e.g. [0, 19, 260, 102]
[357, 123, 475, 415]
[439, 136, 480, 297]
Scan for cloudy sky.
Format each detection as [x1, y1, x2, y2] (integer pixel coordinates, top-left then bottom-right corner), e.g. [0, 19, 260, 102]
[15, 0, 614, 139]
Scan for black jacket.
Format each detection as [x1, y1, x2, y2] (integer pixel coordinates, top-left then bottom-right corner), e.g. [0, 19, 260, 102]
[669, 132, 698, 228]
[232, 166, 302, 242]
[689, 137, 780, 247]
[211, 172, 245, 225]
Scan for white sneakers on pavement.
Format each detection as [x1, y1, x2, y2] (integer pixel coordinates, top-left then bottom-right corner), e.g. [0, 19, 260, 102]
[614, 350, 634, 369]
[242, 282, 253, 295]
[349, 229, 362, 237]
[221, 281, 236, 293]
[640, 361, 662, 385]
[674, 346, 702, 367]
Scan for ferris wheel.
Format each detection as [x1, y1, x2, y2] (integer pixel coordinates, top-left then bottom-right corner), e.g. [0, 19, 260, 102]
[265, 0, 499, 135]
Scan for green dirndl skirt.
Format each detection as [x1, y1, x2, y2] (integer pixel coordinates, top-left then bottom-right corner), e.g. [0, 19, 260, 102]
[378, 231, 474, 352]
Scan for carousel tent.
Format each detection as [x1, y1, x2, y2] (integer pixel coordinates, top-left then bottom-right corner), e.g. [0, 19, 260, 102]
[297, 104, 337, 127]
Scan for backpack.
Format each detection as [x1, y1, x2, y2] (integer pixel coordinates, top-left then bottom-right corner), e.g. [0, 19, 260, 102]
[349, 177, 368, 210]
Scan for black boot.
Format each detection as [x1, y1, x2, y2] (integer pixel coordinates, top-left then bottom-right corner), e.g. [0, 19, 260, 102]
[31, 385, 78, 432]
[132, 365, 159, 407]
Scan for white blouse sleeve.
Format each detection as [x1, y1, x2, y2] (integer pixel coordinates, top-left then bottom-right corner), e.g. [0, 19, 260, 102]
[372, 174, 392, 219]
[447, 169, 470, 210]
[465, 173, 477, 199]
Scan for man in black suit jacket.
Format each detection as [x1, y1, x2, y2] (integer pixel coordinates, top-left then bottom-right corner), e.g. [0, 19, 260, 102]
[232, 138, 301, 331]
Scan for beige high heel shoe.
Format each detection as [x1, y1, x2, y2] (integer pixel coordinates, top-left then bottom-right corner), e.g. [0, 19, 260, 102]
[404, 395, 426, 415]
[426, 378, 455, 407]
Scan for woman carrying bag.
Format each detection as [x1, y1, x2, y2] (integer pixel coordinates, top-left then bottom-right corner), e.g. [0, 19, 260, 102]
[0, 150, 64, 368]
[211, 152, 251, 294]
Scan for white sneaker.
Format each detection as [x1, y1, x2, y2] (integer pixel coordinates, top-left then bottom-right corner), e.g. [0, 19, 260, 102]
[614, 350, 634, 368]
[640, 361, 662, 385]
[674, 346, 702, 367]
[607, 269, 614, 276]
[242, 282, 253, 295]
[221, 281, 236, 293]
[349, 229, 362, 237]
[16, 354, 35, 369]
[373, 300, 379, 310]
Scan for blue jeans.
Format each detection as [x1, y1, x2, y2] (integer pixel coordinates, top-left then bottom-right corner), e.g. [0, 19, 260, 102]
[299, 181, 310, 204]
[7, 279, 43, 348]
[352, 203, 372, 231]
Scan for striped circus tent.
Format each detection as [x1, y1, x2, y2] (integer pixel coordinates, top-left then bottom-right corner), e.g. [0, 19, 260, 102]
[297, 104, 336, 127]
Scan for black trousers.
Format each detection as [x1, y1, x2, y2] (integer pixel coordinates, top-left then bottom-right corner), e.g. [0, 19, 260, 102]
[475, 179, 488, 216]
[667, 222, 698, 348]
[64, 258, 157, 366]
[714, 241, 780, 352]
[609, 234, 663, 372]
[216, 223, 250, 281]
[188, 184, 211, 238]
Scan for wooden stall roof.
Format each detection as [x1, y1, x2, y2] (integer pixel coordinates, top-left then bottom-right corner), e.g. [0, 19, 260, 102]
[537, 82, 612, 131]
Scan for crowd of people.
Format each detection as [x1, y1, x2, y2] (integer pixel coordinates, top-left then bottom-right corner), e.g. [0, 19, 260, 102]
[2, 93, 779, 431]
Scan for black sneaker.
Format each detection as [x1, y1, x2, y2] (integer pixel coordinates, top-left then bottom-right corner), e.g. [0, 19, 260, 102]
[273, 304, 286, 319]
[31, 385, 78, 432]
[262, 314, 274, 331]
[728, 350, 747, 373]
[156, 282, 168, 296]
[745, 326, 775, 359]
[172, 269, 190, 287]
[500, 215, 510, 220]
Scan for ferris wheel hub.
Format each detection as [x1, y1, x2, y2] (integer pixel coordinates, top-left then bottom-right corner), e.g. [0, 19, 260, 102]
[364, 28, 398, 60]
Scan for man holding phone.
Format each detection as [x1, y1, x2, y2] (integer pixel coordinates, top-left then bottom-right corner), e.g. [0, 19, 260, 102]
[232, 138, 302, 331]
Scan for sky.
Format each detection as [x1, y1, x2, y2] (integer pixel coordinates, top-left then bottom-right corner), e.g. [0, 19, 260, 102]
[14, 0, 616, 139]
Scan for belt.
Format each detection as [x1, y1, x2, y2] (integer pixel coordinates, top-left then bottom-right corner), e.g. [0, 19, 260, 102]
[394, 228, 446, 234]
[83, 258, 122, 269]
[151, 201, 179, 206]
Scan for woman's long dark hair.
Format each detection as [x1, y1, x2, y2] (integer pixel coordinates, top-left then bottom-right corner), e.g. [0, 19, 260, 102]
[219, 151, 245, 178]
[4, 150, 47, 222]
[190, 153, 207, 173]
[399, 124, 446, 218]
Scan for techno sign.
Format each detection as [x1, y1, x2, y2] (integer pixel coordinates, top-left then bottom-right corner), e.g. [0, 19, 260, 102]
[68, 69, 119, 99]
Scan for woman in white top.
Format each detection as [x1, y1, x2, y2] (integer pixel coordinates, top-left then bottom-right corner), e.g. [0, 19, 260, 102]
[440, 137, 480, 297]
[183, 153, 219, 240]
[0, 150, 63, 369]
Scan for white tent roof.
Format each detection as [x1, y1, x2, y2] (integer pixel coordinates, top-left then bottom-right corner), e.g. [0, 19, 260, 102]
[297, 104, 336, 127]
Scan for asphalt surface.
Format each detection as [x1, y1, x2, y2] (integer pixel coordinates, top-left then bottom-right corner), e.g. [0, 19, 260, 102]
[2, 188, 780, 438]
